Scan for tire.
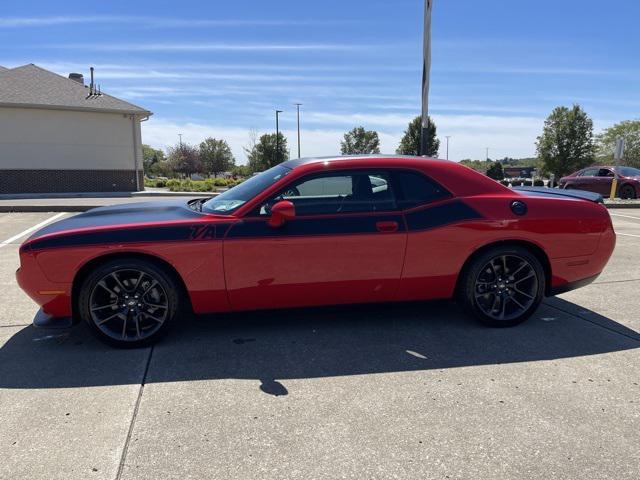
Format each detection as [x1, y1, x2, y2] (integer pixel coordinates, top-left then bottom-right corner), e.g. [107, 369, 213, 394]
[78, 258, 179, 348]
[619, 184, 636, 200]
[458, 246, 545, 327]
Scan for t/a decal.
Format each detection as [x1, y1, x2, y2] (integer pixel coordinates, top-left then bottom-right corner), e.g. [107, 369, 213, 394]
[189, 225, 217, 240]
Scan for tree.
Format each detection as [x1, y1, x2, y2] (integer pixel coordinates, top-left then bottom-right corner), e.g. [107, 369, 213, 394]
[486, 161, 504, 180]
[244, 133, 289, 172]
[199, 138, 235, 177]
[230, 164, 251, 178]
[396, 116, 440, 157]
[536, 105, 595, 177]
[340, 126, 380, 155]
[142, 144, 166, 172]
[597, 120, 640, 168]
[167, 143, 202, 177]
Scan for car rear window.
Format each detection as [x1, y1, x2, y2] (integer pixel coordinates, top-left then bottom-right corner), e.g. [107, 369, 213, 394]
[393, 171, 450, 209]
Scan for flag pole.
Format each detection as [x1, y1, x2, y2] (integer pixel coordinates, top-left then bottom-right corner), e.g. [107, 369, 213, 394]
[420, 0, 433, 157]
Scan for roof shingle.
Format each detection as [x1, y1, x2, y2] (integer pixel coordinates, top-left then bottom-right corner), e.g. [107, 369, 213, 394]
[0, 64, 151, 115]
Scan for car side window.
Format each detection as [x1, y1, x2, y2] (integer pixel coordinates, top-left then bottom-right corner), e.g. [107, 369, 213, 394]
[598, 168, 614, 177]
[393, 170, 450, 209]
[259, 171, 397, 216]
[580, 168, 599, 177]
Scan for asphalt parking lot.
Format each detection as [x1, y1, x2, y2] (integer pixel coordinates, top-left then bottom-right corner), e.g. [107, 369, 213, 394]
[1, 211, 638, 480]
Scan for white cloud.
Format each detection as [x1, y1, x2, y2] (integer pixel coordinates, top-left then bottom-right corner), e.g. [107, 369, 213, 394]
[48, 42, 368, 52]
[0, 16, 344, 28]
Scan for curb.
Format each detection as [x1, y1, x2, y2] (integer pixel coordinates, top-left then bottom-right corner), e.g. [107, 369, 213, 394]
[0, 206, 95, 212]
[0, 191, 217, 200]
[604, 203, 640, 209]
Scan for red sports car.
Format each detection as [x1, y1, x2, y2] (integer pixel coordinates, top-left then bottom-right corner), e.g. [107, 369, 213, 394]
[17, 156, 616, 347]
[559, 165, 640, 199]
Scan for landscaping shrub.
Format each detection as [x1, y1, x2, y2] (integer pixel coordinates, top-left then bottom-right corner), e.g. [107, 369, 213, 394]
[533, 179, 545, 187]
[166, 179, 181, 191]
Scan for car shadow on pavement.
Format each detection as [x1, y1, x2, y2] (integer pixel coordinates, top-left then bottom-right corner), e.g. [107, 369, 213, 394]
[1, 299, 638, 392]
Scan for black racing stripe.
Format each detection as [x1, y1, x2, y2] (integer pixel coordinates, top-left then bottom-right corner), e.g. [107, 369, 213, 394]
[28, 223, 233, 251]
[227, 214, 405, 238]
[27, 201, 481, 250]
[404, 200, 482, 231]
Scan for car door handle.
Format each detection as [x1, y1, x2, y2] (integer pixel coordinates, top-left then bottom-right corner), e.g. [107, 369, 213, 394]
[376, 221, 399, 233]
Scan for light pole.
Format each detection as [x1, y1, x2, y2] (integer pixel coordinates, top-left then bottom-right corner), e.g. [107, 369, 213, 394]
[420, 0, 434, 156]
[275, 110, 283, 164]
[294, 103, 302, 158]
[178, 133, 183, 147]
[486, 147, 490, 161]
[445, 135, 451, 160]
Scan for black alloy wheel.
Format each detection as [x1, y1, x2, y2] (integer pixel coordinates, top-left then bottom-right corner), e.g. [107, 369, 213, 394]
[79, 258, 179, 347]
[459, 246, 545, 327]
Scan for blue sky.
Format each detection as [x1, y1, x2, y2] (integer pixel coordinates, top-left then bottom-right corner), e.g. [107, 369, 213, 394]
[1, 0, 638, 163]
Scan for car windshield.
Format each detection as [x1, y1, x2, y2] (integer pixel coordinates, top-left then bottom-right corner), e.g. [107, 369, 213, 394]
[202, 165, 291, 214]
[619, 167, 640, 177]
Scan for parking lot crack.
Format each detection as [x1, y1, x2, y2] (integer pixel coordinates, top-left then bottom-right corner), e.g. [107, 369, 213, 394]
[115, 345, 154, 480]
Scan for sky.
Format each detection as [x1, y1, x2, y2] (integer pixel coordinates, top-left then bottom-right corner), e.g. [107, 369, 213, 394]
[1, 0, 639, 164]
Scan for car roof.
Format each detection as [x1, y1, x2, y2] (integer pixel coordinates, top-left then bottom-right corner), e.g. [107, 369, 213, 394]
[282, 154, 445, 169]
[277, 154, 510, 198]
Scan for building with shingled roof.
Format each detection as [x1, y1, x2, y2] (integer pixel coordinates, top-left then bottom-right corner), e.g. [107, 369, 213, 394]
[0, 64, 152, 193]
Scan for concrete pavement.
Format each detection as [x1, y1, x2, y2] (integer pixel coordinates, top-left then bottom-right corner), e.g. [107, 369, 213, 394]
[0, 212, 638, 479]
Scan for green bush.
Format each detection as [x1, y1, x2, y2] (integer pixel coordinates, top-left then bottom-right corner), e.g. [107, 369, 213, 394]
[166, 179, 181, 191]
[533, 179, 545, 187]
[522, 180, 533, 187]
[159, 177, 246, 192]
[500, 180, 511, 186]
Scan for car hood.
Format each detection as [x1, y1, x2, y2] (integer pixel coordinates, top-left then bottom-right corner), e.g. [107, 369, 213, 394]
[22, 199, 230, 250]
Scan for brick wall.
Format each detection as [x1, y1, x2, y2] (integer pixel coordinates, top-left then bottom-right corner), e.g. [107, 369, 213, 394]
[0, 170, 144, 194]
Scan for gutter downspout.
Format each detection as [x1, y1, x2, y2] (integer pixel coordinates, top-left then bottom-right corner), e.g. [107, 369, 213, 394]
[132, 114, 150, 191]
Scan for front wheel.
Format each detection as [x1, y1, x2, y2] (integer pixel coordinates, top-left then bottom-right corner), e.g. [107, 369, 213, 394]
[78, 258, 179, 348]
[459, 246, 545, 327]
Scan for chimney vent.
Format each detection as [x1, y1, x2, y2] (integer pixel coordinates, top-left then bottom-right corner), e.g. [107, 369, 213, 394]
[68, 73, 84, 85]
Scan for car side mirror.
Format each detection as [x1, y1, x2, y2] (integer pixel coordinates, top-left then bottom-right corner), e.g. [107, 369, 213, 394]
[267, 200, 295, 228]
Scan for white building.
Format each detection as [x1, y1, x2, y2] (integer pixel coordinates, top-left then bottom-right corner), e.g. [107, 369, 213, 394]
[0, 64, 152, 193]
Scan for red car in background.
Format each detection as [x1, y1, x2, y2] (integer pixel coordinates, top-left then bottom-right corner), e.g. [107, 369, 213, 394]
[17, 156, 616, 348]
[559, 166, 640, 199]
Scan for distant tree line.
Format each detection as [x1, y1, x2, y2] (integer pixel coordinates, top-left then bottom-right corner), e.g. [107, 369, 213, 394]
[144, 111, 640, 182]
[461, 106, 640, 181]
[143, 115, 441, 179]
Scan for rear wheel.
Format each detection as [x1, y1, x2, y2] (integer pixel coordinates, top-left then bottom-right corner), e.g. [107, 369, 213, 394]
[619, 184, 636, 200]
[78, 258, 179, 348]
[459, 246, 545, 327]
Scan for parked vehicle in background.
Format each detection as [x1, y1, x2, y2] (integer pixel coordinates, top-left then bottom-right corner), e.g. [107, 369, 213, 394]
[559, 166, 640, 199]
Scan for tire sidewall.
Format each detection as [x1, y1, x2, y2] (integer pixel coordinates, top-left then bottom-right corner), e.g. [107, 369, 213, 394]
[620, 184, 635, 199]
[461, 246, 545, 327]
[78, 258, 179, 348]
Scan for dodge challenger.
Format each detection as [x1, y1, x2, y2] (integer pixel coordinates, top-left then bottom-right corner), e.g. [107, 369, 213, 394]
[17, 156, 616, 347]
